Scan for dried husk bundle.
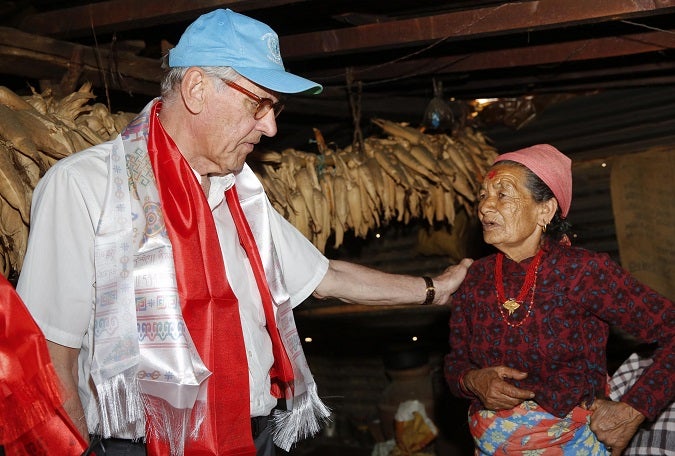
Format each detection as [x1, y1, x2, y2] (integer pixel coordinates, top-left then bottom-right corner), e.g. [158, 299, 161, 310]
[0, 84, 496, 277]
[0, 84, 135, 277]
[255, 118, 498, 255]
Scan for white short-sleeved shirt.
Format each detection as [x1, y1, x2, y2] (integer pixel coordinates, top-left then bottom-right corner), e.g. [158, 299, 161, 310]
[16, 139, 329, 434]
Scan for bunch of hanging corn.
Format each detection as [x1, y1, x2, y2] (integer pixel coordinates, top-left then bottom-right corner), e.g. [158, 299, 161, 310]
[255, 118, 497, 253]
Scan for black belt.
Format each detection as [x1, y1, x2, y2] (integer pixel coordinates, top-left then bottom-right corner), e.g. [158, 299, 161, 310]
[85, 417, 269, 453]
[84, 435, 146, 455]
[251, 415, 270, 439]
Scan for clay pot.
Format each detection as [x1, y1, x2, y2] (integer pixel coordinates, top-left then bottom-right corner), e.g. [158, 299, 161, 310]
[377, 352, 435, 440]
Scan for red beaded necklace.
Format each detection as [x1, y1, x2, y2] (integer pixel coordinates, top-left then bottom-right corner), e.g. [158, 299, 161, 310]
[494, 249, 544, 327]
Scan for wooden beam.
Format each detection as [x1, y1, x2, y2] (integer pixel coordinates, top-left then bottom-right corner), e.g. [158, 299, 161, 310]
[4, 19, 674, 104]
[0, 27, 162, 96]
[302, 30, 675, 85]
[279, 71, 675, 121]
[279, 0, 675, 58]
[3, 22, 673, 105]
[18, 0, 311, 38]
[18, 0, 675, 58]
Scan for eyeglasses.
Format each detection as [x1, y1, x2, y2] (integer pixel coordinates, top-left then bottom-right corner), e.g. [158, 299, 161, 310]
[224, 80, 284, 120]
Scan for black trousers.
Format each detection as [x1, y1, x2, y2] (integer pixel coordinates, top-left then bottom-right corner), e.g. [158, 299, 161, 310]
[252, 415, 275, 456]
[84, 416, 274, 456]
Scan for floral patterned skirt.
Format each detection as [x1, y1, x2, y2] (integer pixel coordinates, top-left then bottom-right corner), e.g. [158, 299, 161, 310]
[469, 401, 610, 455]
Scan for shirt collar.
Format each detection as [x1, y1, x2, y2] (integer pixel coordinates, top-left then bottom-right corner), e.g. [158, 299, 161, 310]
[191, 169, 236, 208]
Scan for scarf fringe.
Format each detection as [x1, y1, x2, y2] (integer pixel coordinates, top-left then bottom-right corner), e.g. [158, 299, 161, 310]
[96, 370, 145, 439]
[271, 383, 331, 452]
[143, 395, 208, 456]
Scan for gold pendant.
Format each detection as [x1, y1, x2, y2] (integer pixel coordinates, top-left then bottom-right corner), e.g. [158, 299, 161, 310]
[503, 299, 520, 315]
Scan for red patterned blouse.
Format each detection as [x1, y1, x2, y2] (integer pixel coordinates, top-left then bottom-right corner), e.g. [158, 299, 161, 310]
[444, 238, 675, 421]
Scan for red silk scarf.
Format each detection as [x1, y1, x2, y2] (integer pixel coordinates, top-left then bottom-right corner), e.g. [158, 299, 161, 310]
[0, 275, 89, 455]
[145, 103, 254, 455]
[225, 185, 294, 399]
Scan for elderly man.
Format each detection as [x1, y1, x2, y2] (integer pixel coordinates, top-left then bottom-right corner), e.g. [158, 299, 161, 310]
[17, 9, 471, 456]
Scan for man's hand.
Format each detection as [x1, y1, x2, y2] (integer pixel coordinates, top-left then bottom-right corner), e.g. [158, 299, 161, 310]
[463, 366, 535, 410]
[433, 258, 473, 305]
[314, 258, 472, 306]
[589, 399, 645, 455]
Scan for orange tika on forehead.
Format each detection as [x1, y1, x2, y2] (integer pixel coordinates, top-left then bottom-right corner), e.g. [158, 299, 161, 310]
[487, 169, 497, 179]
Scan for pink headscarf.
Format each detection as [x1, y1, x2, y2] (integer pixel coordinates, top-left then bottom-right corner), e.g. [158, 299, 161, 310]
[493, 144, 572, 218]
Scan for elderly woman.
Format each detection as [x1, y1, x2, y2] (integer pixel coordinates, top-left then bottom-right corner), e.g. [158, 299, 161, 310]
[444, 144, 674, 455]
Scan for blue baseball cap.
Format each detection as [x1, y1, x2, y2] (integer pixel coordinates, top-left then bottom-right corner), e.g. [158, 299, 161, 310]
[168, 9, 322, 95]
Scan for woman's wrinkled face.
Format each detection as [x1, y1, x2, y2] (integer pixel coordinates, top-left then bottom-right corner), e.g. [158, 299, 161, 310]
[478, 163, 545, 258]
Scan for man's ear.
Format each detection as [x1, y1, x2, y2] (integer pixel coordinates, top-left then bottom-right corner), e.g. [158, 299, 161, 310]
[180, 67, 207, 114]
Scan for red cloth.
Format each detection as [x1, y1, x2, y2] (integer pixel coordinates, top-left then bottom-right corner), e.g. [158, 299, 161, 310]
[146, 102, 255, 455]
[493, 144, 572, 218]
[225, 185, 294, 399]
[0, 275, 89, 455]
[445, 238, 675, 421]
[469, 402, 596, 454]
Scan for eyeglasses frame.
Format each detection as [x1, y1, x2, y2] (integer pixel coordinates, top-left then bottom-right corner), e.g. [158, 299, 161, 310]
[224, 80, 284, 120]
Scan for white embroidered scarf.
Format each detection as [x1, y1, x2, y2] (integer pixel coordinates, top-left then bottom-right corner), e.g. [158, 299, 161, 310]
[91, 99, 329, 453]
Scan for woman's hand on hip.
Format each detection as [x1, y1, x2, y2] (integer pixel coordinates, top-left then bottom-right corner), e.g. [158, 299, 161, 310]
[464, 366, 535, 410]
[589, 399, 645, 455]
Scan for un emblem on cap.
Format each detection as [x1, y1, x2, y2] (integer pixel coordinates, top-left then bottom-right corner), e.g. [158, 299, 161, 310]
[168, 9, 322, 95]
[262, 32, 282, 66]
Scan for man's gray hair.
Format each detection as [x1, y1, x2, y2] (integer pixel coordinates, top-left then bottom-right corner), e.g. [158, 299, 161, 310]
[159, 65, 240, 98]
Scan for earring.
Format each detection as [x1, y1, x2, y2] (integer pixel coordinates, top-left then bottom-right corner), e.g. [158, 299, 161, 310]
[542, 222, 548, 233]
